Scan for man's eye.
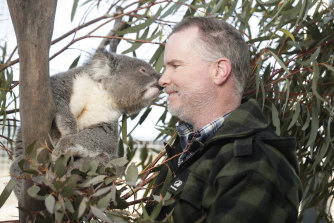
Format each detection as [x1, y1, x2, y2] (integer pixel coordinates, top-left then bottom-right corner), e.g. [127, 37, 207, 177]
[173, 64, 180, 69]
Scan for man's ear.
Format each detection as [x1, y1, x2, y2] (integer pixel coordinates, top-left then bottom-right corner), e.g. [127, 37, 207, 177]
[211, 58, 232, 85]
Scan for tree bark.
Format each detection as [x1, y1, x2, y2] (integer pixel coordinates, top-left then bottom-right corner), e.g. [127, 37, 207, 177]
[7, 0, 57, 221]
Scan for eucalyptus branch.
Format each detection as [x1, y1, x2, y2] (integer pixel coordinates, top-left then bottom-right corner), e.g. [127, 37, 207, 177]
[0, 143, 13, 160]
[122, 172, 159, 201]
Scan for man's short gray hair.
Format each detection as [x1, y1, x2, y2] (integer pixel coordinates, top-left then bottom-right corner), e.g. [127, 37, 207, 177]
[171, 17, 250, 96]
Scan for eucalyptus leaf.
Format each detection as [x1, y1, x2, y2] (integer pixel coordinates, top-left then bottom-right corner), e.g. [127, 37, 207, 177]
[125, 162, 138, 186]
[108, 157, 128, 167]
[71, 0, 79, 21]
[268, 50, 291, 75]
[97, 191, 113, 210]
[45, 195, 56, 214]
[27, 184, 40, 198]
[91, 205, 113, 223]
[64, 197, 75, 214]
[93, 186, 112, 197]
[0, 179, 16, 208]
[271, 103, 281, 136]
[78, 197, 88, 219]
[61, 174, 80, 197]
[78, 175, 106, 187]
[306, 101, 319, 148]
[288, 102, 301, 130]
[279, 28, 295, 43]
[69, 55, 81, 69]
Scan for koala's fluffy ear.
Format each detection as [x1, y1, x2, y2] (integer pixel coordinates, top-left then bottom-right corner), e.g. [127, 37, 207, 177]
[89, 52, 116, 80]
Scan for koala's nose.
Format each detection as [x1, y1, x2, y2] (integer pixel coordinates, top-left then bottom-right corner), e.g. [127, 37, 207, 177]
[155, 83, 164, 90]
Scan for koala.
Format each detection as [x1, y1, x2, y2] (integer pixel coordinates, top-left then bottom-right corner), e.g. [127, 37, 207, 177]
[10, 51, 162, 204]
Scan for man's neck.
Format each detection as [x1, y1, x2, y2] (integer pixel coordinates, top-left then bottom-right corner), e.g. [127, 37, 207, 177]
[191, 100, 240, 130]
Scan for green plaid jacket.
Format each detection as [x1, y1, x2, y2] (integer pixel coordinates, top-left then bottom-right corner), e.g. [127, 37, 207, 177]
[148, 99, 302, 223]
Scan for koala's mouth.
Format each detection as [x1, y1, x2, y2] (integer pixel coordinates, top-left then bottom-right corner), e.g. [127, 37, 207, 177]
[142, 84, 163, 100]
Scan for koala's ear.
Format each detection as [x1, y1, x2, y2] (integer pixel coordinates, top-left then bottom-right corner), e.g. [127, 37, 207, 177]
[89, 52, 115, 79]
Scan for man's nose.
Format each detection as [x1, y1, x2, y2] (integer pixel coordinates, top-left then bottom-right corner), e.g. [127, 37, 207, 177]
[158, 71, 171, 88]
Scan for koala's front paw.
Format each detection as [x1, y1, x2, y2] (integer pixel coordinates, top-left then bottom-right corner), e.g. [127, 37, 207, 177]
[55, 114, 78, 136]
[52, 136, 75, 162]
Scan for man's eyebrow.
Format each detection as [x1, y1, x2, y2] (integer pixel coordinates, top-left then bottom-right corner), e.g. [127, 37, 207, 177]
[166, 59, 183, 65]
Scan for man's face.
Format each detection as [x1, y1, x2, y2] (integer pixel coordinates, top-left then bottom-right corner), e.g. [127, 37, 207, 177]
[159, 27, 216, 125]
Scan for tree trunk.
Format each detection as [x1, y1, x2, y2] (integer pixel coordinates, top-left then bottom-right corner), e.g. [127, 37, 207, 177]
[7, 0, 57, 221]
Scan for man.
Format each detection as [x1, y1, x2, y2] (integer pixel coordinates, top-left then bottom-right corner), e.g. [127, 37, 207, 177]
[148, 17, 302, 222]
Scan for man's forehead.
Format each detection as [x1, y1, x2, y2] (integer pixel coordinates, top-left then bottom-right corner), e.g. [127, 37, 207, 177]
[164, 27, 200, 61]
[168, 26, 200, 43]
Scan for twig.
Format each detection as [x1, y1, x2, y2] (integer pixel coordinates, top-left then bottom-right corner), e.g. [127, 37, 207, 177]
[139, 132, 177, 181]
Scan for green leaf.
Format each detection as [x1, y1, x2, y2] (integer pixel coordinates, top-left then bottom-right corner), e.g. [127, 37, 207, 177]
[91, 205, 113, 223]
[108, 157, 128, 167]
[55, 156, 66, 178]
[26, 141, 37, 155]
[312, 65, 326, 101]
[211, 0, 226, 13]
[142, 205, 150, 219]
[0, 179, 16, 208]
[64, 197, 75, 214]
[81, 158, 91, 172]
[311, 137, 329, 169]
[122, 27, 150, 54]
[69, 55, 81, 69]
[321, 63, 334, 74]
[61, 174, 80, 197]
[255, 58, 265, 104]
[306, 101, 319, 148]
[27, 184, 45, 200]
[78, 175, 106, 187]
[139, 107, 152, 125]
[55, 211, 64, 223]
[160, 168, 173, 196]
[111, 183, 117, 206]
[93, 186, 112, 197]
[149, 44, 164, 65]
[301, 107, 311, 131]
[271, 103, 281, 136]
[125, 162, 138, 186]
[296, 0, 307, 25]
[225, 0, 238, 18]
[45, 195, 56, 214]
[299, 47, 320, 66]
[78, 197, 88, 219]
[118, 7, 163, 35]
[161, 1, 185, 18]
[150, 201, 162, 220]
[71, 0, 79, 22]
[288, 102, 301, 130]
[97, 191, 112, 210]
[279, 28, 295, 43]
[256, 0, 281, 6]
[268, 50, 291, 75]
[87, 160, 99, 175]
[154, 49, 165, 73]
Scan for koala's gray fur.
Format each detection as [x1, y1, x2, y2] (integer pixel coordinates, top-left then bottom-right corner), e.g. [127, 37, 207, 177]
[10, 52, 161, 205]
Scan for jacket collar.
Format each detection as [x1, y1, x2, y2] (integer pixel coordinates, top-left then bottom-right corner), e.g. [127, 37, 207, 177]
[206, 98, 270, 144]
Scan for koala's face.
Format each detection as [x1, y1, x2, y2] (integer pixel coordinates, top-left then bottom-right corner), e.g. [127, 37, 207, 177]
[94, 53, 162, 114]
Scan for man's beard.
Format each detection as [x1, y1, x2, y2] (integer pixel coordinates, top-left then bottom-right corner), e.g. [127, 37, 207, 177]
[167, 85, 215, 126]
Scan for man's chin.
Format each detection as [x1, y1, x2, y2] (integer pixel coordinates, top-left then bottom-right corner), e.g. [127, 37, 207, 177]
[167, 106, 192, 124]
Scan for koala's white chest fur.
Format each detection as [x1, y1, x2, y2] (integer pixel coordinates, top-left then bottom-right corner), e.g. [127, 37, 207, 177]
[70, 73, 120, 131]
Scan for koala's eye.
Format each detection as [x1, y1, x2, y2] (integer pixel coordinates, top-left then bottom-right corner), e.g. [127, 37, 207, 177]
[140, 67, 147, 74]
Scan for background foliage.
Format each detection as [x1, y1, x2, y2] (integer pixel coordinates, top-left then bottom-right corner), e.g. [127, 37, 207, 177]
[0, 0, 333, 222]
